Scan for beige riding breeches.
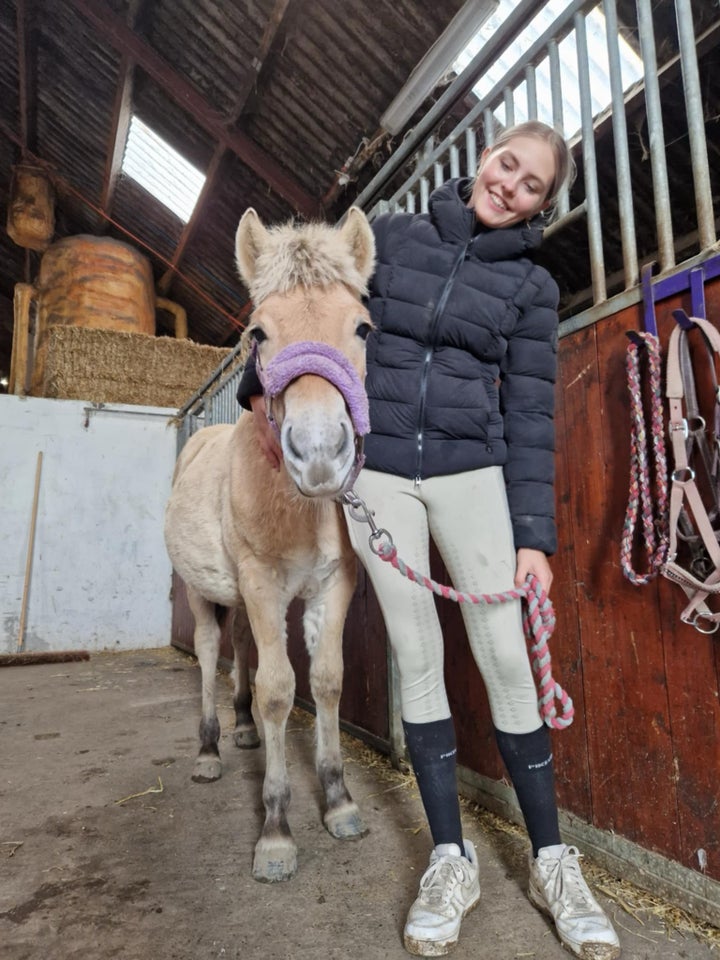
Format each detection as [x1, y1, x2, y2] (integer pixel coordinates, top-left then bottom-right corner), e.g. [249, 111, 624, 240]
[344, 467, 542, 733]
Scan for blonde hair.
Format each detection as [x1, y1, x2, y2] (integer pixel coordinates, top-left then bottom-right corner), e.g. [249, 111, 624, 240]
[481, 121, 576, 214]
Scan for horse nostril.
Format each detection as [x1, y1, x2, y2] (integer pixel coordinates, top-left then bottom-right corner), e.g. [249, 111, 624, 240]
[336, 421, 350, 458]
[285, 426, 303, 461]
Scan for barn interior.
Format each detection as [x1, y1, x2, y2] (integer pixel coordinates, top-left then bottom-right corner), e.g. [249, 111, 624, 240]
[2, 0, 720, 954]
[1, 0, 717, 371]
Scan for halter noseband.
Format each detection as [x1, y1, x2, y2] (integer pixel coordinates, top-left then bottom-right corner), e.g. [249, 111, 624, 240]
[255, 340, 369, 491]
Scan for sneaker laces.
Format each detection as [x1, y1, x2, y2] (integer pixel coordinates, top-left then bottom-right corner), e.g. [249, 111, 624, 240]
[418, 855, 468, 909]
[544, 847, 596, 916]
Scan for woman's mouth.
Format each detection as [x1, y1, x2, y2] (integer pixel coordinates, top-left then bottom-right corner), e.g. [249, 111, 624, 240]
[488, 191, 509, 212]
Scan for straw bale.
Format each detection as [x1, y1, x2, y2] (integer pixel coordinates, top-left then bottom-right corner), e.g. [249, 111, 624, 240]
[36, 326, 236, 408]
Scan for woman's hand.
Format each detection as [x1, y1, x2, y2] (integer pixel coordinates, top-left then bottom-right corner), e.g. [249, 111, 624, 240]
[514, 547, 553, 595]
[249, 394, 283, 470]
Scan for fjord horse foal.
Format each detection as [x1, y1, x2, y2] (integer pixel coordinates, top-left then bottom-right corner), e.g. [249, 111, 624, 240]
[165, 208, 375, 882]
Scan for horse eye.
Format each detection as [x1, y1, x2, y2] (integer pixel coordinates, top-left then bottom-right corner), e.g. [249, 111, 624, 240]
[356, 322, 372, 341]
[249, 326, 267, 344]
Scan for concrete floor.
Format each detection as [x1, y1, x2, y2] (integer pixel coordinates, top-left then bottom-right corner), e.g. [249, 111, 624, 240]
[1, 647, 717, 960]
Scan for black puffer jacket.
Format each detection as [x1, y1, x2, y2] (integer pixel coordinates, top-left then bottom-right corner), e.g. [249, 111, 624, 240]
[365, 178, 559, 555]
[236, 178, 559, 554]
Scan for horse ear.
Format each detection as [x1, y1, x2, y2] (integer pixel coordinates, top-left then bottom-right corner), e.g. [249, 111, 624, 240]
[235, 208, 269, 289]
[340, 207, 376, 285]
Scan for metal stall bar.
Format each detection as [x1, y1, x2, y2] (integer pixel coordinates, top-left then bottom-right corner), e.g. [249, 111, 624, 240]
[675, 0, 716, 252]
[574, 9, 606, 303]
[353, 0, 582, 214]
[449, 142, 461, 179]
[603, 0, 639, 290]
[504, 85, 516, 126]
[213, 366, 245, 426]
[636, 0, 675, 272]
[173, 340, 245, 453]
[465, 126, 478, 175]
[175, 340, 243, 422]
[368, 0, 596, 224]
[547, 38, 570, 219]
[525, 64, 538, 121]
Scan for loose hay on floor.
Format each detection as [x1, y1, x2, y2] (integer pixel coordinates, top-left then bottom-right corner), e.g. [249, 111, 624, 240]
[210, 664, 720, 952]
[333, 721, 720, 952]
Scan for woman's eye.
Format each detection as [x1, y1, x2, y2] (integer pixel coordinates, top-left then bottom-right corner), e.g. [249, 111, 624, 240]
[356, 322, 372, 341]
[249, 327, 267, 343]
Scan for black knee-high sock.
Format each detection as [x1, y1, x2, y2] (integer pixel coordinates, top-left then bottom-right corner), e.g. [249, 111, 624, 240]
[494, 725, 561, 857]
[403, 717, 464, 852]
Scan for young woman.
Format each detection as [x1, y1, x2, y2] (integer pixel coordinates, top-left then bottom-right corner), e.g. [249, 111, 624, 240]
[238, 121, 620, 960]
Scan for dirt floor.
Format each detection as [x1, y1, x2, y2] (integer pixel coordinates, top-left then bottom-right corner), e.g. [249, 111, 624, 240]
[1, 647, 718, 960]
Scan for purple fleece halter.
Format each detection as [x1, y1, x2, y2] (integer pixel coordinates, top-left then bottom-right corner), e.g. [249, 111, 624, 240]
[257, 340, 370, 436]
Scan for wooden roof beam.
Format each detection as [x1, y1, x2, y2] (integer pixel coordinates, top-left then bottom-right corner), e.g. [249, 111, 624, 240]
[157, 0, 294, 297]
[100, 2, 144, 226]
[64, 0, 320, 219]
[100, 58, 133, 222]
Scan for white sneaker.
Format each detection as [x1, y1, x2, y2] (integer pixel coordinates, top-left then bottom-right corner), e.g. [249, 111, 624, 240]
[528, 845, 621, 959]
[403, 839, 481, 956]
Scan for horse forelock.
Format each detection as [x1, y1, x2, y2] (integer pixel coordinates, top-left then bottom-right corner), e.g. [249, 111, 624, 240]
[247, 221, 369, 305]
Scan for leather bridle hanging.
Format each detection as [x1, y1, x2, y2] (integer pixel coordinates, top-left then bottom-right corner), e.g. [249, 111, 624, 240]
[662, 311, 720, 633]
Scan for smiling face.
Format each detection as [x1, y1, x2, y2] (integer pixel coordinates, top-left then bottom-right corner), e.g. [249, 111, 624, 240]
[467, 135, 557, 229]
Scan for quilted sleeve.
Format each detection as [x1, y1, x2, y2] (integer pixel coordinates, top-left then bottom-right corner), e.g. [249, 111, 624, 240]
[500, 265, 559, 555]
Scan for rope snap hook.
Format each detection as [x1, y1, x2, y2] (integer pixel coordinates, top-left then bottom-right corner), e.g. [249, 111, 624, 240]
[341, 489, 394, 555]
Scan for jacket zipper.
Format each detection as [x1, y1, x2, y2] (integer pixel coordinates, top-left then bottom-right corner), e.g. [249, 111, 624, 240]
[414, 240, 471, 485]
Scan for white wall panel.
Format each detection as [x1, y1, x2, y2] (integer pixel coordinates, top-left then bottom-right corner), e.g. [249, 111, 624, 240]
[0, 395, 177, 653]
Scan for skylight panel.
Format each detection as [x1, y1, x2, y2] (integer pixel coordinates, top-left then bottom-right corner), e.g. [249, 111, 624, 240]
[122, 115, 206, 223]
[453, 0, 644, 138]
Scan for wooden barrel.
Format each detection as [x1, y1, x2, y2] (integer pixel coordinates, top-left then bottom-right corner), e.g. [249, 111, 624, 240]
[36, 235, 156, 336]
[6, 164, 55, 251]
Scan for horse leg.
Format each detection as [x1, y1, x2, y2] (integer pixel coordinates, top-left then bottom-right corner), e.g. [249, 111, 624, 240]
[229, 602, 260, 749]
[305, 583, 366, 841]
[244, 595, 297, 883]
[187, 586, 223, 783]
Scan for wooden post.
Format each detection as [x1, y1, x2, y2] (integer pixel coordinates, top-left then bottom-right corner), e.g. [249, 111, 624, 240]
[17, 451, 43, 652]
[9, 283, 35, 396]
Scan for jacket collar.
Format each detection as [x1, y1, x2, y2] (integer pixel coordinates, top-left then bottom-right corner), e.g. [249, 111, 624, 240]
[428, 178, 545, 262]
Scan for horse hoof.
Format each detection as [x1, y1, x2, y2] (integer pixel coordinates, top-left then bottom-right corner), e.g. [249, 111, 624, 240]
[252, 840, 298, 883]
[324, 803, 367, 840]
[233, 725, 261, 749]
[191, 755, 222, 783]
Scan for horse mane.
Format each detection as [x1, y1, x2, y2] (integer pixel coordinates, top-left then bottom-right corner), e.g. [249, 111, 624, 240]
[243, 219, 371, 305]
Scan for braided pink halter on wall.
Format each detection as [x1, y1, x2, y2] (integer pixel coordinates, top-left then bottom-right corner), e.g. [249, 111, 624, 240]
[621, 331, 669, 585]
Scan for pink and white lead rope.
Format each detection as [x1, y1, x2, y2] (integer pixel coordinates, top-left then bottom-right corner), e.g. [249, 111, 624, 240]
[343, 492, 574, 730]
[620, 331, 669, 584]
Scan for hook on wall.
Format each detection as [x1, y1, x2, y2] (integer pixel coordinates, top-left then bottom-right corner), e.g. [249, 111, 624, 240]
[672, 308, 696, 330]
